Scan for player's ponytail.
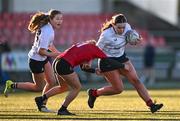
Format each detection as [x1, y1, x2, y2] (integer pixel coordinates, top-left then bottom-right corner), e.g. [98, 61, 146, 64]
[28, 12, 49, 33]
[100, 20, 113, 33]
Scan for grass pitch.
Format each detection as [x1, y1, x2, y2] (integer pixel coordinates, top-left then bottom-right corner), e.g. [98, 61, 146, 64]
[0, 90, 180, 121]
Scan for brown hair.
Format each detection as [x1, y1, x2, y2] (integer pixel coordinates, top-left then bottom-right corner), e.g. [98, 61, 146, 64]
[28, 9, 62, 33]
[101, 14, 127, 32]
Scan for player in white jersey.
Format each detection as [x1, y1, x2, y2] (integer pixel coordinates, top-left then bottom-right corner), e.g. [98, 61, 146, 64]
[87, 14, 163, 113]
[4, 9, 65, 112]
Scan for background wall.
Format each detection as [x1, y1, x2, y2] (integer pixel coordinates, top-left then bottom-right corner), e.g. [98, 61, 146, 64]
[12, 0, 102, 13]
[128, 0, 178, 25]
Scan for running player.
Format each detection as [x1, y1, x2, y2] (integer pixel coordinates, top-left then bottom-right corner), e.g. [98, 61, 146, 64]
[34, 40, 127, 115]
[87, 13, 163, 113]
[4, 9, 62, 111]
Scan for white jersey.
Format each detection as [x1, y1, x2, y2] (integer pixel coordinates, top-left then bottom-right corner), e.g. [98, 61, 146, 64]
[96, 23, 131, 57]
[28, 23, 54, 61]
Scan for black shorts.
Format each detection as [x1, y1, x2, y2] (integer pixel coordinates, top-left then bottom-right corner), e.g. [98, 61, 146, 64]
[29, 58, 48, 74]
[99, 53, 129, 71]
[99, 58, 125, 72]
[53, 58, 74, 75]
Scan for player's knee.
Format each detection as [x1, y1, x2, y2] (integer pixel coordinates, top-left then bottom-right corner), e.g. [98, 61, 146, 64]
[74, 84, 82, 92]
[113, 86, 123, 94]
[62, 84, 68, 91]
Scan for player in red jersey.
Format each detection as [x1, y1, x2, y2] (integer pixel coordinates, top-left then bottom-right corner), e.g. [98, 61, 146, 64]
[34, 40, 126, 115]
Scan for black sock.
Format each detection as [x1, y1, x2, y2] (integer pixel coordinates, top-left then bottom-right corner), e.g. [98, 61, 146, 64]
[11, 83, 17, 89]
[59, 105, 67, 111]
[41, 94, 48, 105]
[42, 94, 47, 101]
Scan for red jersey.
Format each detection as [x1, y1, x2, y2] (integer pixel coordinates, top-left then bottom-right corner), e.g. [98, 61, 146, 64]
[57, 43, 107, 67]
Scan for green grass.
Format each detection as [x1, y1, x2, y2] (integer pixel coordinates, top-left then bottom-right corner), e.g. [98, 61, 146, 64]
[0, 90, 180, 121]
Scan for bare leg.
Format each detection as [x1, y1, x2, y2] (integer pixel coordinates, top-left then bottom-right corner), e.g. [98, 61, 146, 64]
[119, 61, 151, 102]
[43, 62, 56, 94]
[17, 73, 45, 91]
[97, 70, 124, 96]
[45, 76, 68, 98]
[16, 62, 55, 93]
[61, 72, 81, 107]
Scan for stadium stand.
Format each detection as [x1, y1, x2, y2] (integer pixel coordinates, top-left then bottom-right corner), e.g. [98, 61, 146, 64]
[0, 13, 166, 49]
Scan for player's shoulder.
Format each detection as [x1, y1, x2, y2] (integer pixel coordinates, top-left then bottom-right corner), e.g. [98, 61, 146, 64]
[41, 23, 54, 34]
[101, 27, 114, 38]
[123, 23, 132, 35]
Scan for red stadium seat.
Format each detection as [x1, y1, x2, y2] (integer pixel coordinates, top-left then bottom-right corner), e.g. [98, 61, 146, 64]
[2, 13, 165, 48]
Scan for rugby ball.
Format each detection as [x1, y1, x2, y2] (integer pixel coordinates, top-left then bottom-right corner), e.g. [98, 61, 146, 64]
[125, 30, 140, 45]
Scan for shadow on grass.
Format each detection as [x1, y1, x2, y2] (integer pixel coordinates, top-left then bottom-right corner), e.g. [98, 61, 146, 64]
[1, 110, 180, 120]
[0, 114, 180, 121]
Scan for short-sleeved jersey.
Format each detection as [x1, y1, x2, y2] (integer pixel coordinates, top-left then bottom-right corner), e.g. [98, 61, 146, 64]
[28, 23, 54, 61]
[57, 43, 107, 67]
[96, 23, 131, 57]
